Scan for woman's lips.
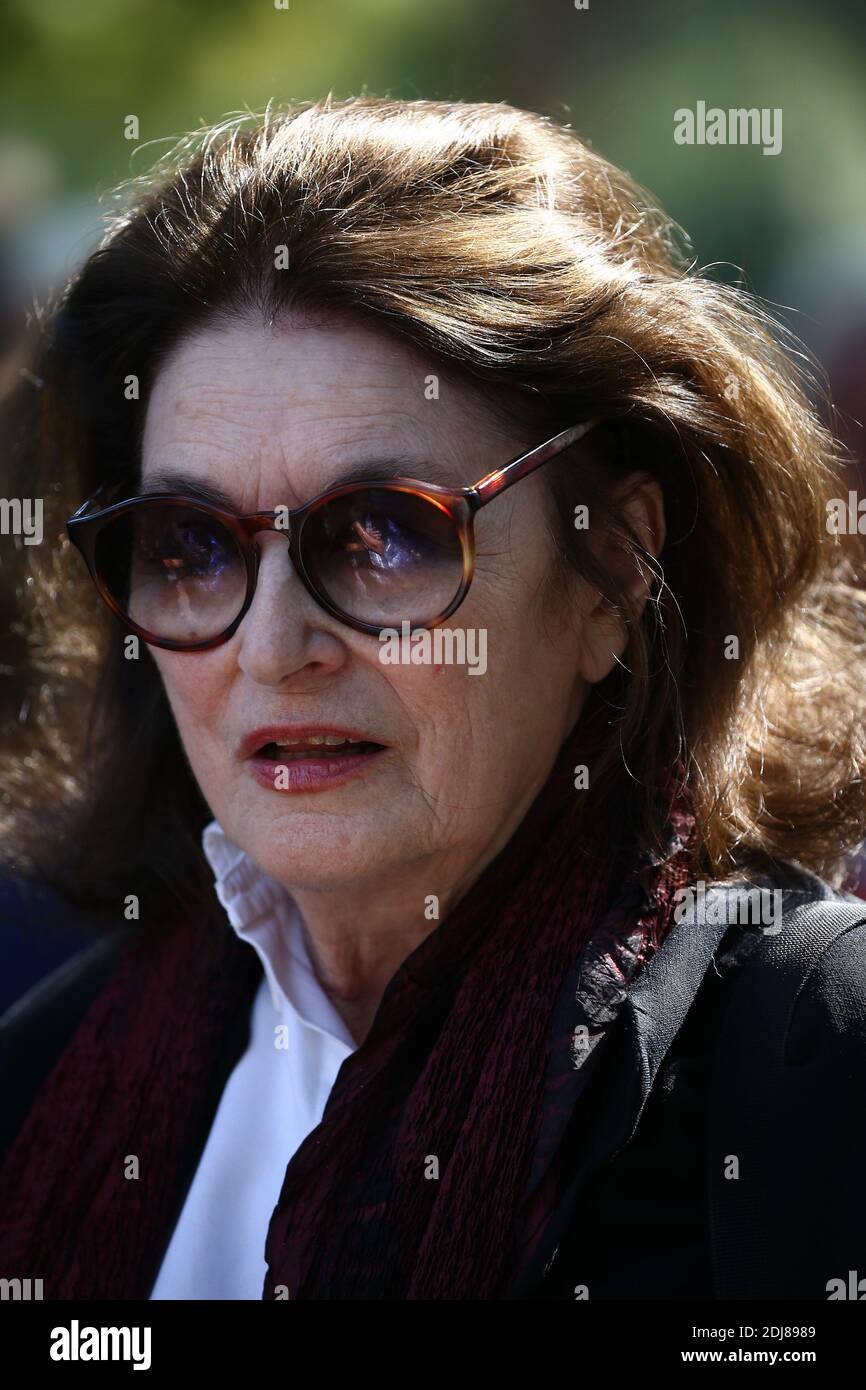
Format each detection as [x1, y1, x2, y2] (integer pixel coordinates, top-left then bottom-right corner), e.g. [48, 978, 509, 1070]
[244, 738, 387, 793]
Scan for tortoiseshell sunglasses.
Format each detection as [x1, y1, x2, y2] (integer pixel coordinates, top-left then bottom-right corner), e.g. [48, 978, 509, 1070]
[66, 420, 599, 651]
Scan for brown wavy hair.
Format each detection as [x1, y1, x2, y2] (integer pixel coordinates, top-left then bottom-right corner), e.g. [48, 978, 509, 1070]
[2, 95, 865, 918]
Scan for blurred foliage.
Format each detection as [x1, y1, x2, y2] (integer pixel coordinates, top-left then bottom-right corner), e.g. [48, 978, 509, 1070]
[0, 0, 864, 322]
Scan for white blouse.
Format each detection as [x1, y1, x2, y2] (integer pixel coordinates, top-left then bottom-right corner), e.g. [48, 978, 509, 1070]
[149, 819, 357, 1300]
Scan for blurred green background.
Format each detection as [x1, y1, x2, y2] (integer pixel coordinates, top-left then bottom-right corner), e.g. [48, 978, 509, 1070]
[1, 0, 865, 454]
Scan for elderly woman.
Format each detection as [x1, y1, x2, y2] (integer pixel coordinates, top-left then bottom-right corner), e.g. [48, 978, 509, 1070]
[0, 97, 865, 1302]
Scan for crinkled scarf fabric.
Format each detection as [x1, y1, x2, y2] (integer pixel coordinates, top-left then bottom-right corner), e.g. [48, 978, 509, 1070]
[0, 704, 697, 1299]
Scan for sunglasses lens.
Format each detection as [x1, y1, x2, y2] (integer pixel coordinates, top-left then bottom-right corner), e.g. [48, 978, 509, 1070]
[93, 503, 247, 644]
[300, 487, 466, 627]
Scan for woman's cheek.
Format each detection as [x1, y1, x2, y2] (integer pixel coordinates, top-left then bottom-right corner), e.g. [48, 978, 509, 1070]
[386, 662, 499, 801]
[152, 653, 231, 772]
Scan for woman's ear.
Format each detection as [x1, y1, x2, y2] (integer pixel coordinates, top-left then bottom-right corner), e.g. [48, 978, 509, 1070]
[577, 472, 665, 685]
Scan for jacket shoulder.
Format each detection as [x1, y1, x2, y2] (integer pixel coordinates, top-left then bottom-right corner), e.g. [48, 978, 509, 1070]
[784, 902, 866, 1051]
[716, 864, 866, 1057]
[706, 869, 866, 1297]
[747, 863, 866, 1013]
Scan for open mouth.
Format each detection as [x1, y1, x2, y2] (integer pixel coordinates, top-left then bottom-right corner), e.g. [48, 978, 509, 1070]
[254, 737, 384, 761]
[241, 727, 389, 791]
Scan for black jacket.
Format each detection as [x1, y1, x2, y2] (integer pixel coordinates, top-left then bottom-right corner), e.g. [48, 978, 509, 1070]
[1, 865, 865, 1300]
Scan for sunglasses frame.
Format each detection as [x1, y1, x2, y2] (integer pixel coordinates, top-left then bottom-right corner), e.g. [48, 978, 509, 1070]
[66, 419, 600, 651]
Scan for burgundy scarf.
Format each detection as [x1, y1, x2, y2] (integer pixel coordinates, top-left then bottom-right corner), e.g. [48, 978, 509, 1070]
[0, 702, 696, 1299]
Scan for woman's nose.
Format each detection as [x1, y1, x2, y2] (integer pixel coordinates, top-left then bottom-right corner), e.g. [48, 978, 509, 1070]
[234, 533, 348, 684]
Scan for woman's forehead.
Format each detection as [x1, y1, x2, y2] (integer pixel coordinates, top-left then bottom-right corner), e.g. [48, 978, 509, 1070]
[139, 313, 522, 502]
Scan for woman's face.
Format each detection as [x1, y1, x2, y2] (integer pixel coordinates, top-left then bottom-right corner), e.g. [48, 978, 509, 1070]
[141, 310, 628, 906]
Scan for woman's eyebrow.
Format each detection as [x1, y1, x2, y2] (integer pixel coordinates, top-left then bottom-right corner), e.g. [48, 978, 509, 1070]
[328, 455, 455, 488]
[140, 454, 456, 508]
[139, 472, 239, 508]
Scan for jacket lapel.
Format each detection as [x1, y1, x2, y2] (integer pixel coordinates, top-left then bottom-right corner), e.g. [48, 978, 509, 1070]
[504, 894, 737, 1296]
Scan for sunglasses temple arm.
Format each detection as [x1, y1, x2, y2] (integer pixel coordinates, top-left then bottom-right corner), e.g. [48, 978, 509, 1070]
[467, 419, 601, 511]
[68, 481, 119, 525]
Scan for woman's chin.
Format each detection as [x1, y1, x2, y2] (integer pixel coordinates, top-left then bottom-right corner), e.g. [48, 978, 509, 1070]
[236, 830, 414, 896]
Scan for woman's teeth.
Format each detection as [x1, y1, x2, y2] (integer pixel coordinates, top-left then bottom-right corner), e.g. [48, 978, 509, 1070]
[277, 735, 351, 747]
[259, 737, 373, 759]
